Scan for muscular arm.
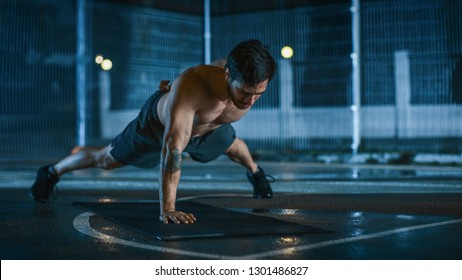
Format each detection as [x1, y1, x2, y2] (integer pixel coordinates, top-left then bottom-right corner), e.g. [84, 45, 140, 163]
[158, 78, 200, 224]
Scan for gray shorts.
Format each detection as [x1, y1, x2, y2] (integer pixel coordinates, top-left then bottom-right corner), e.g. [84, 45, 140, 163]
[110, 90, 236, 168]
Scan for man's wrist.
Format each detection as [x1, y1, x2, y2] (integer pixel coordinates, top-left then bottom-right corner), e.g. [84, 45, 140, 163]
[162, 200, 175, 212]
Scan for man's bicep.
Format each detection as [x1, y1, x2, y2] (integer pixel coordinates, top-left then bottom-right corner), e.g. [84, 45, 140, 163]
[163, 105, 195, 152]
[163, 80, 202, 151]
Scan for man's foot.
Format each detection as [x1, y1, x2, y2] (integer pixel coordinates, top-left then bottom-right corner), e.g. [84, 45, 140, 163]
[246, 166, 275, 198]
[30, 165, 59, 203]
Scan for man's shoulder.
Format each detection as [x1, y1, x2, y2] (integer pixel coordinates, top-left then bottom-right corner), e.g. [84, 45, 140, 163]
[178, 65, 224, 91]
[182, 64, 220, 76]
[176, 66, 207, 89]
[173, 65, 227, 107]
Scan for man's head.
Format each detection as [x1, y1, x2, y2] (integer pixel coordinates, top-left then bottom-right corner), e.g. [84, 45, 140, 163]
[225, 39, 276, 87]
[225, 40, 276, 109]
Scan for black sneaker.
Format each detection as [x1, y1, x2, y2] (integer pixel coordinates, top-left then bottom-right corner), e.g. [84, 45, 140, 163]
[246, 166, 275, 199]
[30, 165, 59, 203]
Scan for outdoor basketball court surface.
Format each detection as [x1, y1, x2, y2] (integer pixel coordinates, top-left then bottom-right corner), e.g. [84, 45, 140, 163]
[1, 160, 461, 259]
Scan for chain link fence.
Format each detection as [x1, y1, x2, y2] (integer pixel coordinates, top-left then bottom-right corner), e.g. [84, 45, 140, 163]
[1, 0, 461, 161]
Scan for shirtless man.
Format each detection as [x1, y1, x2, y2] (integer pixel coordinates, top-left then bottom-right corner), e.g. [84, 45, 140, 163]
[30, 39, 277, 224]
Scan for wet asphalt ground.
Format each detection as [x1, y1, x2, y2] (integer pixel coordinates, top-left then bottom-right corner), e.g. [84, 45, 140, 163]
[1, 161, 462, 259]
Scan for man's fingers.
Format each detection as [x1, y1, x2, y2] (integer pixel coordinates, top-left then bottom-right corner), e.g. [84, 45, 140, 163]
[187, 213, 197, 222]
[178, 216, 188, 224]
[172, 213, 194, 224]
[161, 211, 197, 224]
[175, 213, 196, 224]
[181, 213, 196, 224]
[170, 215, 180, 224]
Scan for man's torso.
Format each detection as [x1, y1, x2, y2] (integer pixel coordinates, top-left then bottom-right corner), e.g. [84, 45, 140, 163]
[156, 65, 250, 137]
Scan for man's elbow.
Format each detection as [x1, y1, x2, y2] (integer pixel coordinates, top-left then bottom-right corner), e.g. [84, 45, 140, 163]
[164, 142, 183, 173]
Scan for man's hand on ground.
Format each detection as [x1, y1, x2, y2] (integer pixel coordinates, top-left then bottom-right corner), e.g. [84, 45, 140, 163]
[160, 210, 197, 224]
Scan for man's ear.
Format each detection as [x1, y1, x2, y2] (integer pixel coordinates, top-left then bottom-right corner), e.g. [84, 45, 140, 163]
[224, 68, 230, 82]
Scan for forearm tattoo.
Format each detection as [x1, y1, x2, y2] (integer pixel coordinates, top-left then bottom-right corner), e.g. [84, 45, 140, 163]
[165, 148, 182, 173]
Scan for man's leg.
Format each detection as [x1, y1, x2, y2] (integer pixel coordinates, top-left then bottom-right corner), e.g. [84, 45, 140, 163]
[53, 144, 124, 176]
[225, 138, 273, 198]
[225, 138, 258, 173]
[30, 144, 124, 203]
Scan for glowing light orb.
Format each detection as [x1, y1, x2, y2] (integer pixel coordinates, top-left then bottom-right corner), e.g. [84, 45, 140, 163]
[95, 55, 104, 64]
[101, 59, 113, 71]
[281, 46, 294, 59]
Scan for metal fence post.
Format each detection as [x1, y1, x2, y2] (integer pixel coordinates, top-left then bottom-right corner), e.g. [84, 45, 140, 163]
[76, 0, 87, 146]
[351, 0, 362, 154]
[204, 0, 211, 65]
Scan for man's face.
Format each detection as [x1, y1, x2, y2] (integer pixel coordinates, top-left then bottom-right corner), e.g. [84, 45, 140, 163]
[226, 70, 268, 110]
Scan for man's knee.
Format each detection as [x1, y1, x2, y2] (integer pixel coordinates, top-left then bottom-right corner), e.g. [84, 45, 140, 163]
[97, 146, 123, 170]
[78, 145, 122, 170]
[226, 138, 244, 155]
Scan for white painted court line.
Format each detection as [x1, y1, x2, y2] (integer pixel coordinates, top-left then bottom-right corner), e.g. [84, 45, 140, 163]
[73, 210, 462, 259]
[238, 218, 462, 259]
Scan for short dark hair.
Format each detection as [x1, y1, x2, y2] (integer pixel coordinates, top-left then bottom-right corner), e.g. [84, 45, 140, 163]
[225, 40, 277, 87]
